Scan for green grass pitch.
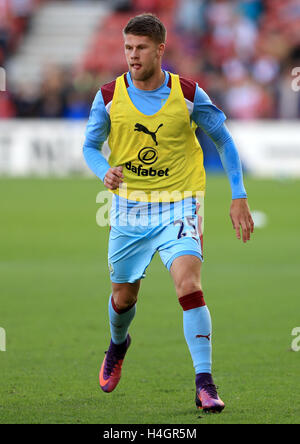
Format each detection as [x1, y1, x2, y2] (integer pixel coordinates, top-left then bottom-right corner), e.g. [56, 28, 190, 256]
[0, 176, 299, 424]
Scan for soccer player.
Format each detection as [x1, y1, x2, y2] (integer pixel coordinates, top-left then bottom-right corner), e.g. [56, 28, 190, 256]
[83, 14, 254, 413]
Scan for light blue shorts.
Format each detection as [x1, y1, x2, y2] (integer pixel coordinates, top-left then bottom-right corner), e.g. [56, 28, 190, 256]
[108, 196, 204, 283]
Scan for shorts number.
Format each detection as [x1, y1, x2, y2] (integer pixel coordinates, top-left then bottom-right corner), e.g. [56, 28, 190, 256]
[174, 216, 198, 240]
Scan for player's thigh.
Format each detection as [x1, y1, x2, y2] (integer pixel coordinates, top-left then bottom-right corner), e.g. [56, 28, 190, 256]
[170, 254, 202, 298]
[108, 226, 155, 285]
[157, 211, 203, 298]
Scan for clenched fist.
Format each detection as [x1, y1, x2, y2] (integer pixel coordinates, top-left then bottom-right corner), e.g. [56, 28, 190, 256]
[103, 166, 124, 190]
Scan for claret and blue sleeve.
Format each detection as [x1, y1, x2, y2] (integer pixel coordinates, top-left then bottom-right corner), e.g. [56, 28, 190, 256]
[192, 86, 247, 200]
[83, 75, 247, 200]
[83, 91, 111, 182]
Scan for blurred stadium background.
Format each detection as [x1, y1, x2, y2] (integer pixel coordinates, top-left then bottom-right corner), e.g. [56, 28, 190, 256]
[1, 0, 300, 425]
[0, 0, 300, 176]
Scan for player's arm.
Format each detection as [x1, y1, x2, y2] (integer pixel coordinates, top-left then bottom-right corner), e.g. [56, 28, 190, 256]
[83, 90, 123, 190]
[191, 86, 254, 243]
[209, 124, 254, 243]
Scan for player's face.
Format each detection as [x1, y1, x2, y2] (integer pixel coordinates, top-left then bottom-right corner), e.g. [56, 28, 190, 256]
[124, 34, 165, 82]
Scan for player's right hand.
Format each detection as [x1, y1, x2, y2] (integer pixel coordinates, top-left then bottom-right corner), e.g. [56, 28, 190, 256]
[103, 166, 124, 190]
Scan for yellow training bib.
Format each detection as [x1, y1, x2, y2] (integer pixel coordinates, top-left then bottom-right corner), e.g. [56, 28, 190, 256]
[108, 72, 206, 202]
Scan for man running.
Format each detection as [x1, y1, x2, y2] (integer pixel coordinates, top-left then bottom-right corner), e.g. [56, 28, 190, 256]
[83, 13, 254, 413]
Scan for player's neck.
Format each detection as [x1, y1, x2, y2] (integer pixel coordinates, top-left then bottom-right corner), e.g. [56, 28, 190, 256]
[132, 69, 165, 91]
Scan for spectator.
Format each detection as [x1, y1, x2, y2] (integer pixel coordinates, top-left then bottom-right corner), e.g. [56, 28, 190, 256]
[2, 0, 300, 119]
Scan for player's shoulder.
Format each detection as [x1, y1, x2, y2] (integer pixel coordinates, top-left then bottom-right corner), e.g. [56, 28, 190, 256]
[178, 75, 197, 103]
[100, 73, 129, 107]
[100, 79, 117, 107]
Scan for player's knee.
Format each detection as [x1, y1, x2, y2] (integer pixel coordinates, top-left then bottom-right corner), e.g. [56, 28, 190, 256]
[175, 279, 202, 299]
[112, 292, 137, 312]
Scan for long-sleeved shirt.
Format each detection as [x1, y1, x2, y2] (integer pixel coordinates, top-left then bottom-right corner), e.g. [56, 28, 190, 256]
[83, 70, 247, 200]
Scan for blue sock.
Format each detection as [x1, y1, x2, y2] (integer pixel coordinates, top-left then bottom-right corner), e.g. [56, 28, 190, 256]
[179, 291, 212, 374]
[108, 295, 136, 345]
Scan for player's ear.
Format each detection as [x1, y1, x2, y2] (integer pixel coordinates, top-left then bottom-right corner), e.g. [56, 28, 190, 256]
[157, 43, 165, 58]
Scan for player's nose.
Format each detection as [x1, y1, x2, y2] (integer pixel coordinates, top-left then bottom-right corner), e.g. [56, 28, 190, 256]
[131, 48, 139, 58]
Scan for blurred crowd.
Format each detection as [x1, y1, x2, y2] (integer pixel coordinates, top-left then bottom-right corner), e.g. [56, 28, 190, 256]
[0, 0, 35, 65]
[172, 0, 300, 119]
[0, 0, 300, 119]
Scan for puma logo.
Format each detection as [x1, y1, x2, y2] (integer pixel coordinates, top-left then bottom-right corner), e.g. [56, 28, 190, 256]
[196, 333, 211, 341]
[134, 123, 163, 146]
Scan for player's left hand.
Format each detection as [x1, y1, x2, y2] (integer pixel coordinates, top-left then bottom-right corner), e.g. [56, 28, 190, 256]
[230, 198, 254, 243]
